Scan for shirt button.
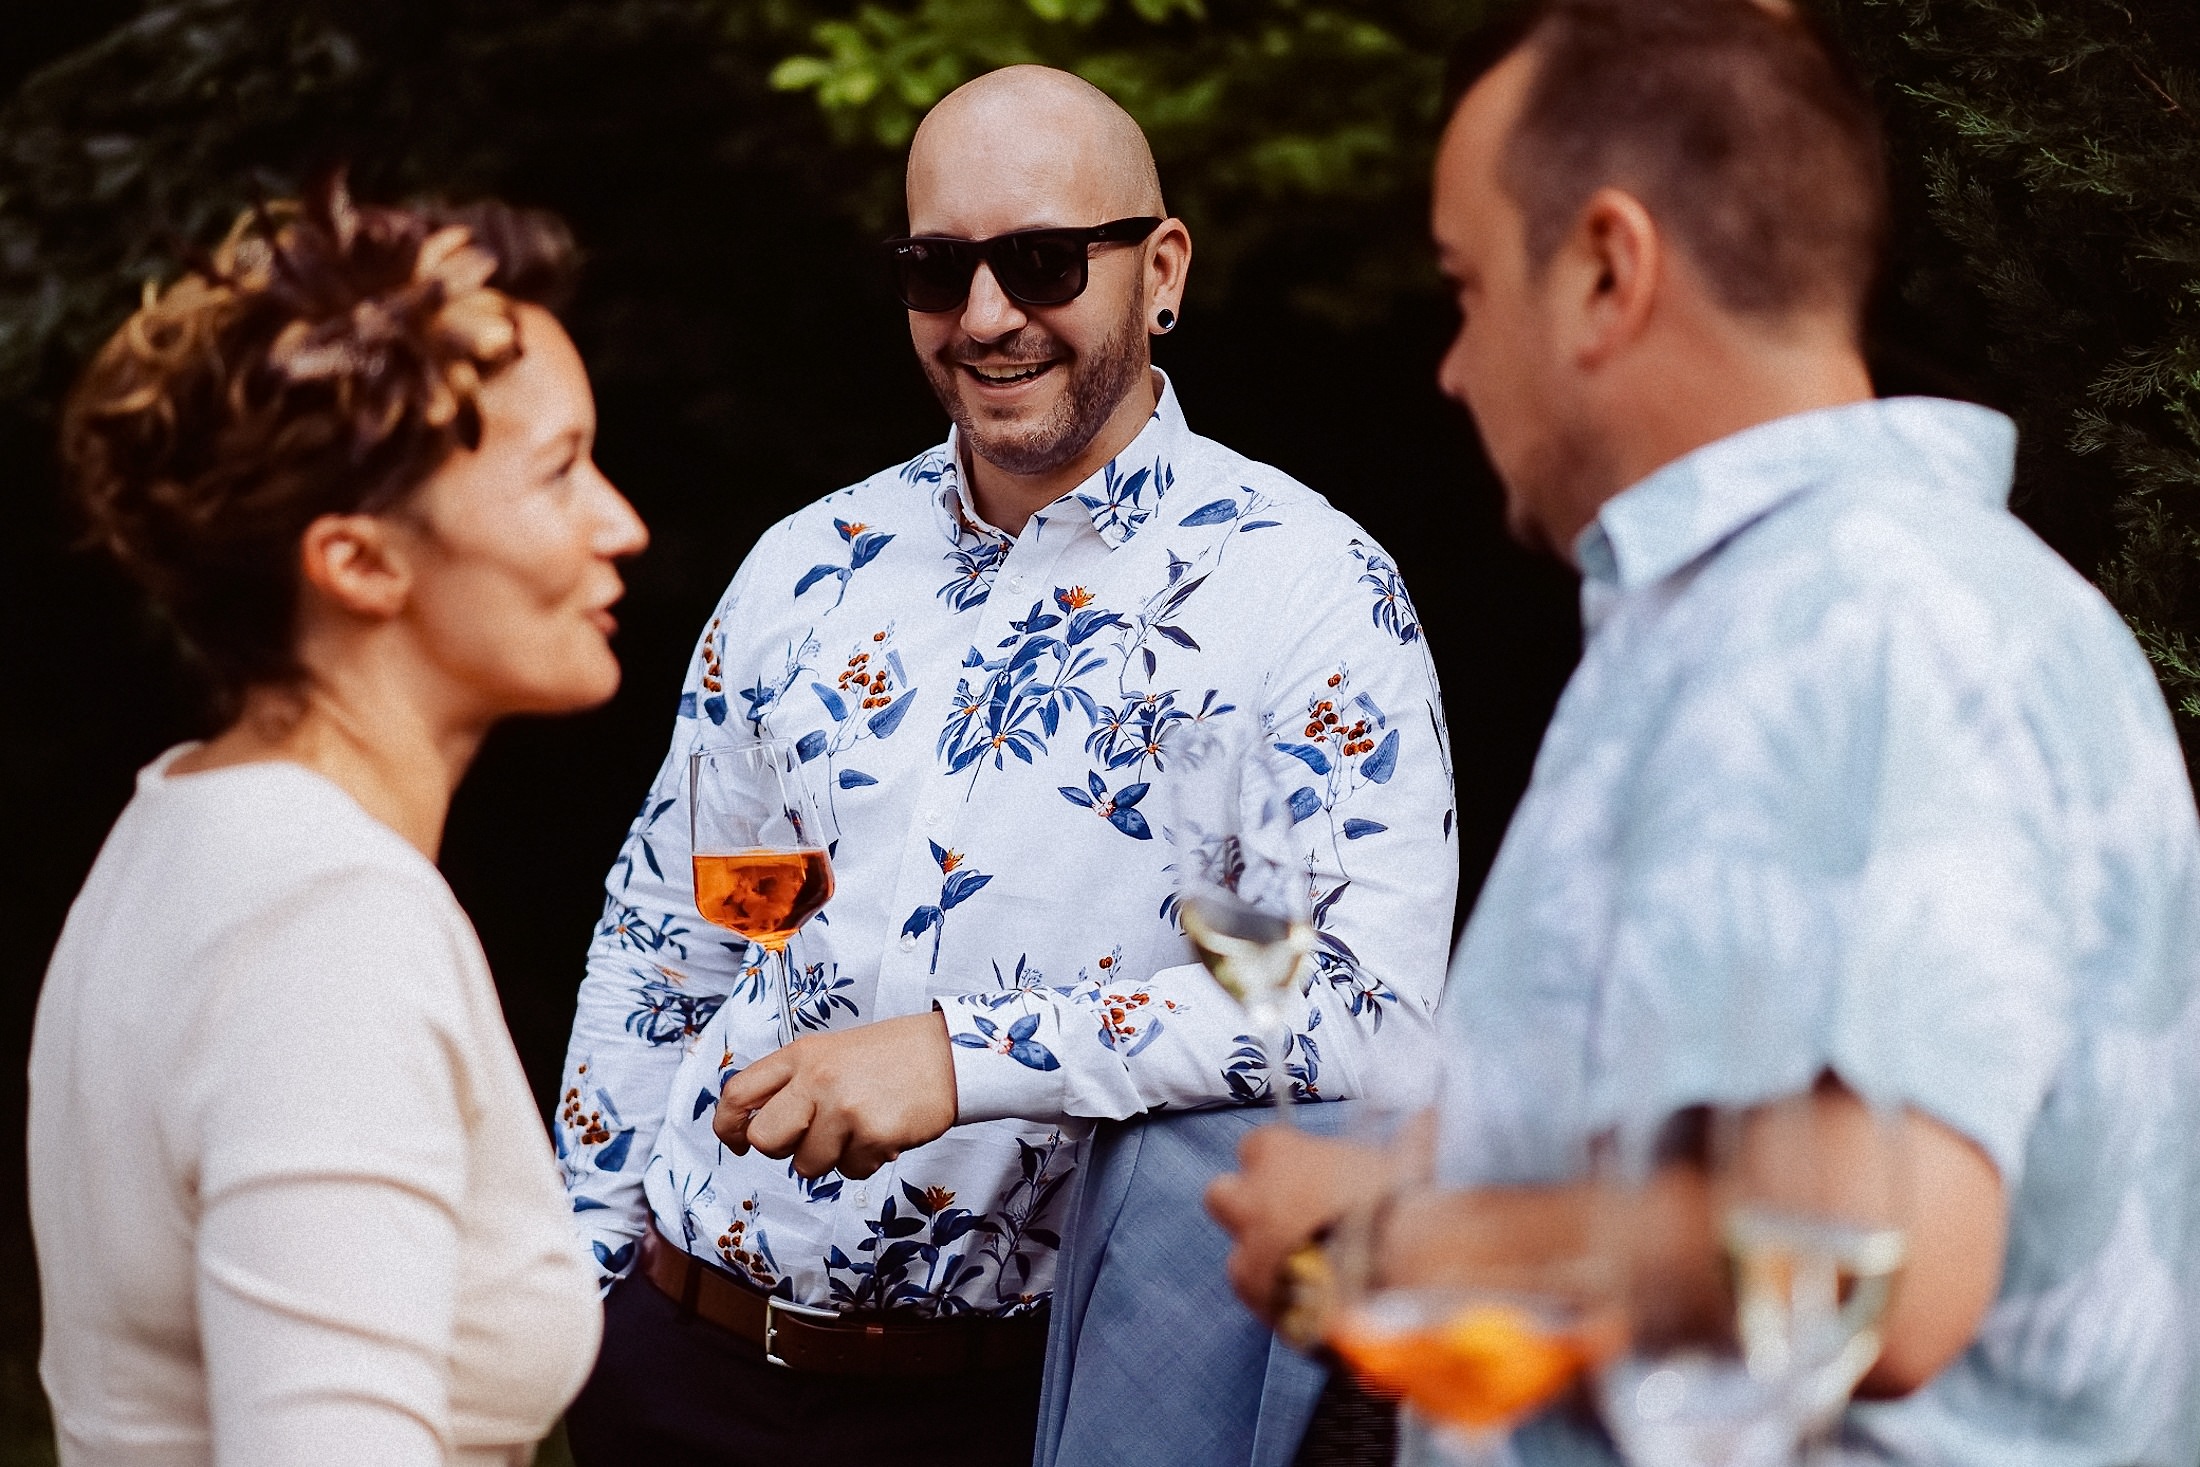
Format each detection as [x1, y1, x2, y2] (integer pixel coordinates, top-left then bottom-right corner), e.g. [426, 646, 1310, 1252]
[900, 932, 918, 952]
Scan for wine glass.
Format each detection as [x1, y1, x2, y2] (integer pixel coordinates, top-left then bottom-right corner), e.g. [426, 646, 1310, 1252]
[1597, 1083, 1909, 1467]
[1325, 1117, 1631, 1465]
[1719, 1082, 1909, 1446]
[1168, 719, 1315, 1105]
[688, 740, 835, 1045]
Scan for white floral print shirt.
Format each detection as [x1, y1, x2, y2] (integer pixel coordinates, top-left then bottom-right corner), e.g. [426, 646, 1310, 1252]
[559, 375, 1457, 1314]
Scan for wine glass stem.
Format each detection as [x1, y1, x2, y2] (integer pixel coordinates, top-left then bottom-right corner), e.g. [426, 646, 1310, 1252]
[1271, 1020, 1295, 1111]
[774, 946, 799, 1046]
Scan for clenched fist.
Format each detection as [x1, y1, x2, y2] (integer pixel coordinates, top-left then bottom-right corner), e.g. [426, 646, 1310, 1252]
[714, 1010, 960, 1180]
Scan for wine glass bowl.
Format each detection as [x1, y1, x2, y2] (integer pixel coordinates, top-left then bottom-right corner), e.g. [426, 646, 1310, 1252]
[1323, 1126, 1632, 1466]
[692, 848, 832, 952]
[1597, 1083, 1910, 1467]
[1716, 1087, 1909, 1435]
[1167, 721, 1315, 1088]
[1180, 885, 1313, 1036]
[688, 741, 836, 1042]
[1332, 1283, 1626, 1438]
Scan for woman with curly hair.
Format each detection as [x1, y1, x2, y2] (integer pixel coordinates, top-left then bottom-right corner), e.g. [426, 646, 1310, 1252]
[27, 174, 646, 1466]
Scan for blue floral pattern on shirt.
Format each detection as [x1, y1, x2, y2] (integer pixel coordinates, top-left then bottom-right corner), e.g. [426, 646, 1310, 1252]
[560, 376, 1457, 1315]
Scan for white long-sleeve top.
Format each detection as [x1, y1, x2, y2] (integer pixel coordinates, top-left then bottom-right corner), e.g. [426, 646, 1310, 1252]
[29, 750, 601, 1467]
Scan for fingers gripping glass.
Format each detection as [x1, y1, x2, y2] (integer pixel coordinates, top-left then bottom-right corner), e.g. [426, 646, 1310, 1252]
[881, 217, 1165, 312]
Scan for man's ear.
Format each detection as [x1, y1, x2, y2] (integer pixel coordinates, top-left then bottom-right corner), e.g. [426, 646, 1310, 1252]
[1556, 187, 1662, 372]
[1145, 218, 1192, 335]
[298, 511, 413, 621]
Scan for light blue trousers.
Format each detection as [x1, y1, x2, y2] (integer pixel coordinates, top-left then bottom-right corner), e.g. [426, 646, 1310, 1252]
[1036, 1103, 1364, 1467]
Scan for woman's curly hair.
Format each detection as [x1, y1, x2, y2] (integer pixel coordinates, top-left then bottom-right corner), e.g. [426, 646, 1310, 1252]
[61, 170, 579, 724]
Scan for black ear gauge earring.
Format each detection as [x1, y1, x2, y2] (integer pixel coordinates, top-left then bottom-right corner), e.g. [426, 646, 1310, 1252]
[1155, 308, 1177, 333]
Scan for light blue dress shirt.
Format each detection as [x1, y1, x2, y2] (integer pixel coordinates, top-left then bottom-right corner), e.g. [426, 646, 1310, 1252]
[1434, 398, 2200, 1465]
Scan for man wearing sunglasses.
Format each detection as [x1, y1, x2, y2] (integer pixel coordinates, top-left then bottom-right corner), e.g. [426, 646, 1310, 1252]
[558, 63, 1457, 1466]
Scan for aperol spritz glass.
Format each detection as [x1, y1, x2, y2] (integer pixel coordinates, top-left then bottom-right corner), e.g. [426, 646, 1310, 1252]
[1327, 1121, 1630, 1465]
[688, 739, 834, 1044]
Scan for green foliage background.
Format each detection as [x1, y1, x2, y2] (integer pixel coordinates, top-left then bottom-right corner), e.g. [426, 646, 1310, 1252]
[1825, 0, 2200, 745]
[0, 0, 2196, 1457]
[5, 0, 2197, 752]
[0, 3, 1576, 1453]
[764, 0, 2200, 756]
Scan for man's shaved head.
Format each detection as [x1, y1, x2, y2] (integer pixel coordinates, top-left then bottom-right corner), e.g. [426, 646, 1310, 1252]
[907, 65, 1163, 231]
[898, 65, 1187, 520]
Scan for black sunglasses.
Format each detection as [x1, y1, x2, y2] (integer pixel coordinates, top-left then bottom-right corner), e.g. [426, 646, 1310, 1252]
[880, 217, 1165, 313]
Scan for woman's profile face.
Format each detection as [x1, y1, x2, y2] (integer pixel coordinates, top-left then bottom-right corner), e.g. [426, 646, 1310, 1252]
[399, 304, 648, 719]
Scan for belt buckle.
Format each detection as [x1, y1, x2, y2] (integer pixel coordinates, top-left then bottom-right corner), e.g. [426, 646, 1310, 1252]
[761, 1292, 842, 1369]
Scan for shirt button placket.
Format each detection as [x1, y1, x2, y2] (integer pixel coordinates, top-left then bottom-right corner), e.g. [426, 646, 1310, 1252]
[882, 532, 1033, 1007]
[880, 788, 957, 1018]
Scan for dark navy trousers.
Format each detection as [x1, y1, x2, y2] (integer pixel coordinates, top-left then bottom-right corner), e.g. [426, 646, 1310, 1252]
[565, 1272, 1043, 1467]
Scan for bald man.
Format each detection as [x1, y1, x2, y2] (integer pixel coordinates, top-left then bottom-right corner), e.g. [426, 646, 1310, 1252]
[557, 65, 1456, 1465]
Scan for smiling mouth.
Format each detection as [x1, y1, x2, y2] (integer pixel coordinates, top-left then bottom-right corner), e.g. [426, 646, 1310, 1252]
[963, 361, 1055, 387]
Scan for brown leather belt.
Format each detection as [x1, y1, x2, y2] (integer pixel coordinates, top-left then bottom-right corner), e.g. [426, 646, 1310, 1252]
[639, 1227, 1048, 1376]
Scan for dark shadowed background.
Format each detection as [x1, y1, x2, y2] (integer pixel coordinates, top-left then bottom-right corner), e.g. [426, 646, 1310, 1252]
[2, 1, 2196, 1459]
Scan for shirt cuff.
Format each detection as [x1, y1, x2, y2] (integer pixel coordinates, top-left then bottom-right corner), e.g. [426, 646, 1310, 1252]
[938, 992, 1072, 1125]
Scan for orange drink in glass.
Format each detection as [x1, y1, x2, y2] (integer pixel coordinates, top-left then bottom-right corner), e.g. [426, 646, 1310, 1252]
[1331, 1288, 1627, 1435]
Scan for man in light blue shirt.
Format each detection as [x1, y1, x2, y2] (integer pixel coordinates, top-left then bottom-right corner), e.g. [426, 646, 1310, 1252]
[1212, 1, 2200, 1461]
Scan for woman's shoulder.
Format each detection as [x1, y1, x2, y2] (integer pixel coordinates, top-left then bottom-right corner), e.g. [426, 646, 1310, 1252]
[138, 752, 458, 918]
[38, 757, 498, 1201]
[71, 753, 482, 1034]
[57, 752, 448, 956]
[177, 857, 494, 1213]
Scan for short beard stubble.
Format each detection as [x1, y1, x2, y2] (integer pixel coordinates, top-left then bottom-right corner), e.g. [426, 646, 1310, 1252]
[923, 287, 1150, 481]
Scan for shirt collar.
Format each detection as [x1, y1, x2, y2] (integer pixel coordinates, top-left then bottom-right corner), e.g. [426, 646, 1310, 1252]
[932, 369, 1192, 551]
[1574, 396, 2019, 601]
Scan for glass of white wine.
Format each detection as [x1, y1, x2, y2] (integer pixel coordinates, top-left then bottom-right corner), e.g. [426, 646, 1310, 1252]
[1718, 1080, 1909, 1446]
[688, 739, 835, 1045]
[1167, 719, 1314, 1106]
[1597, 1081, 1909, 1467]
